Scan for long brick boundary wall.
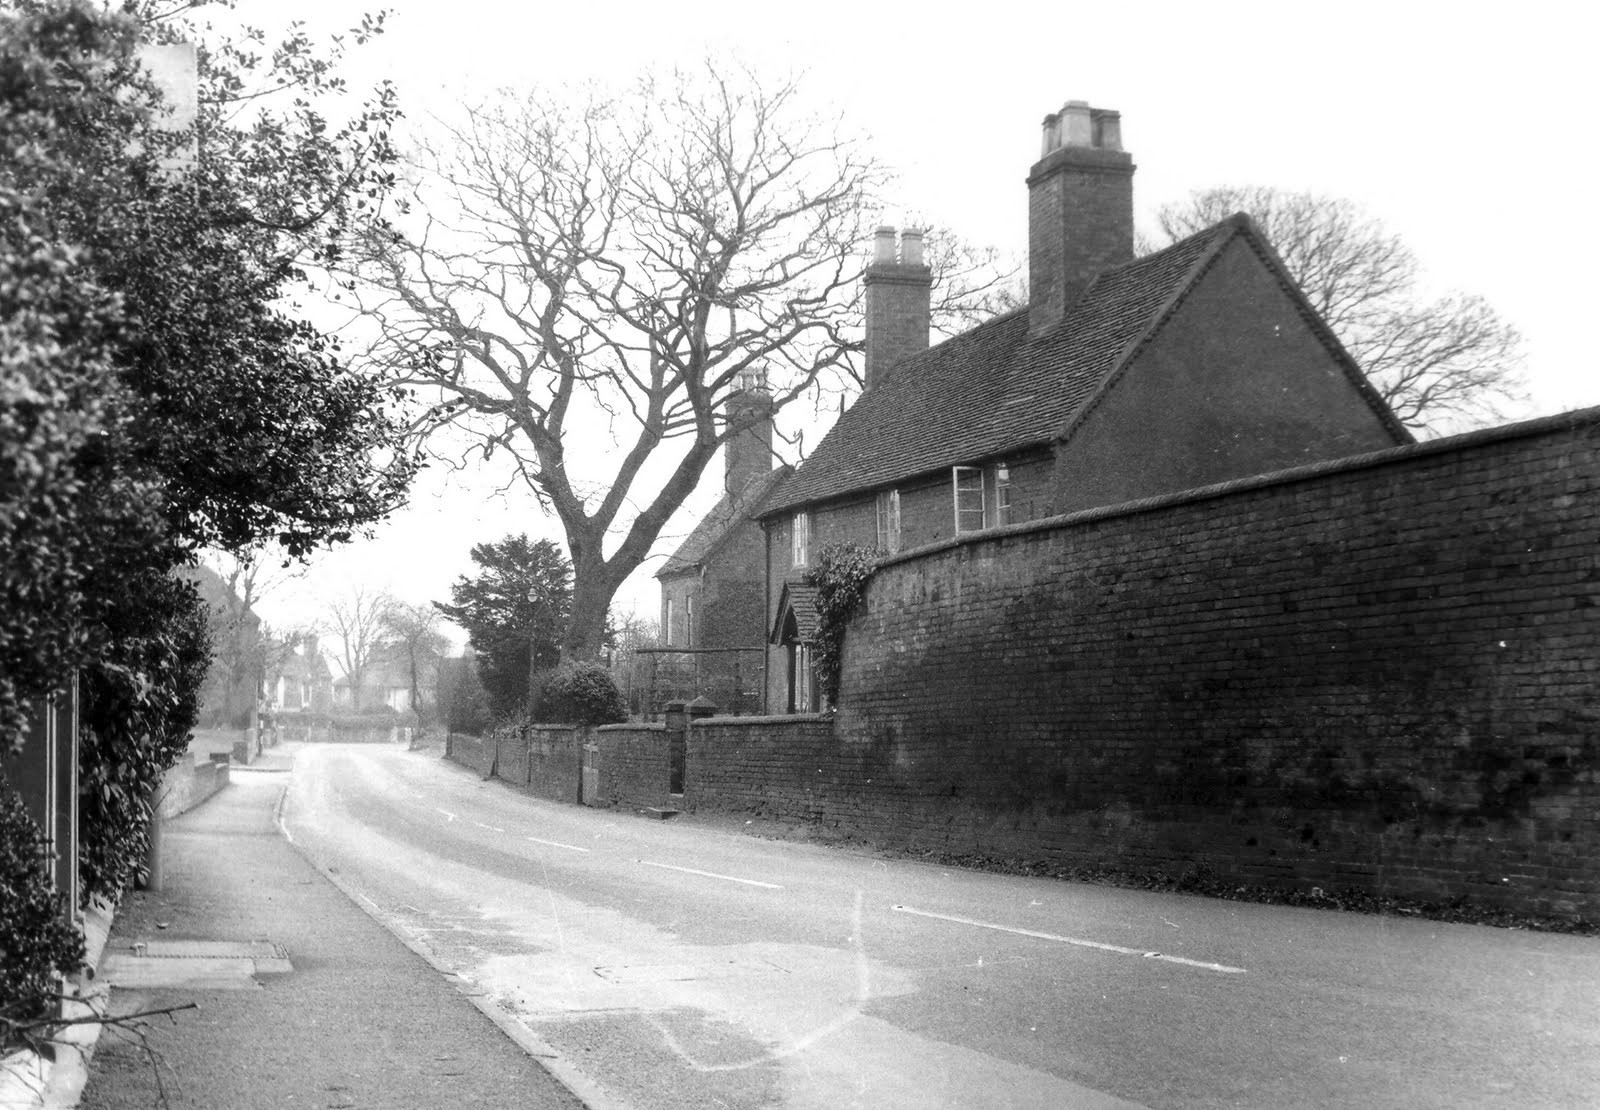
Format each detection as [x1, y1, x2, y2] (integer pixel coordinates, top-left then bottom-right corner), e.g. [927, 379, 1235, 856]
[757, 410, 1600, 919]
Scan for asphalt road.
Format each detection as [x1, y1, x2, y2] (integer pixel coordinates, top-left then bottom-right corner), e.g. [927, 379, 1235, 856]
[282, 743, 1600, 1109]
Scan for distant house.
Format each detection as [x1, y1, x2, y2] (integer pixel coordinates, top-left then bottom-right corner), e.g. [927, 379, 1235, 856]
[333, 642, 436, 714]
[753, 100, 1411, 712]
[265, 635, 333, 715]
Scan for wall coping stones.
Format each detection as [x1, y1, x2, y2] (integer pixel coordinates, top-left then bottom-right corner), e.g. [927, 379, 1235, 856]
[693, 714, 832, 728]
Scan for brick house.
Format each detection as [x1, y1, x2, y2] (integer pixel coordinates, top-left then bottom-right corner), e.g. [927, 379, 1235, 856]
[756, 100, 1411, 712]
[652, 375, 787, 709]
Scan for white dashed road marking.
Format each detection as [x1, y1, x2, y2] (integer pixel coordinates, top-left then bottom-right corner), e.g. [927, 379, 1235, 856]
[525, 836, 591, 853]
[638, 860, 783, 890]
[891, 905, 1247, 974]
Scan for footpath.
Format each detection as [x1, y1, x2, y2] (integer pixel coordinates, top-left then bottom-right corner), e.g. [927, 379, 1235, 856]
[62, 745, 585, 1110]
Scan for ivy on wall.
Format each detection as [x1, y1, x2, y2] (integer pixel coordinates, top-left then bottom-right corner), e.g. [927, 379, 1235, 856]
[803, 542, 880, 707]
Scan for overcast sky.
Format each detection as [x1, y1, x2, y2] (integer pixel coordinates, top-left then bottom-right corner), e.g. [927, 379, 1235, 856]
[241, 0, 1598, 647]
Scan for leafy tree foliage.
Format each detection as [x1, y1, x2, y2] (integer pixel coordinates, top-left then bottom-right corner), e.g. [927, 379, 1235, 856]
[434, 536, 573, 718]
[0, 787, 84, 1035]
[77, 571, 211, 903]
[1, 0, 416, 1016]
[1156, 186, 1525, 432]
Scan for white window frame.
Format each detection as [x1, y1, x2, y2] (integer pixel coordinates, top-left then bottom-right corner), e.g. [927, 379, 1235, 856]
[876, 489, 902, 553]
[996, 463, 1013, 526]
[792, 511, 811, 566]
[953, 466, 986, 533]
[664, 599, 675, 646]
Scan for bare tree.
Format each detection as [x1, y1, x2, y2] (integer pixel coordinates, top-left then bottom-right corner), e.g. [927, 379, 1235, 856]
[1155, 186, 1525, 433]
[381, 601, 448, 743]
[345, 62, 1006, 661]
[325, 586, 395, 710]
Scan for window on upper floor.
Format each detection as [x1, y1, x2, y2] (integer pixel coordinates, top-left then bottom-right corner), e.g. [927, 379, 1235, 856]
[664, 599, 675, 646]
[953, 466, 986, 533]
[685, 595, 695, 648]
[876, 489, 902, 553]
[792, 511, 811, 566]
[996, 463, 1013, 526]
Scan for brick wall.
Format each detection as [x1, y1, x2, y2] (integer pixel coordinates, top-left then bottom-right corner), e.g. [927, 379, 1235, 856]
[683, 715, 842, 819]
[739, 412, 1600, 919]
[596, 723, 673, 810]
[447, 733, 494, 776]
[525, 726, 582, 804]
[496, 728, 530, 787]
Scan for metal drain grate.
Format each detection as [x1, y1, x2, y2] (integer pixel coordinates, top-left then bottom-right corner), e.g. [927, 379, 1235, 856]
[126, 940, 289, 960]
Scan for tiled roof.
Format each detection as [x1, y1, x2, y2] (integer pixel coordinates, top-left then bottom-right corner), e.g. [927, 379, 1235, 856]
[656, 467, 789, 578]
[770, 580, 820, 642]
[760, 218, 1241, 516]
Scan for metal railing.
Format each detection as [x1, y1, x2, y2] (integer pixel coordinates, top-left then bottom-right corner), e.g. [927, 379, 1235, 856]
[628, 647, 765, 719]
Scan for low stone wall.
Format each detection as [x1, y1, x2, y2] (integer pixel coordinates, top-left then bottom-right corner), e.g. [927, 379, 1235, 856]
[157, 756, 230, 819]
[683, 716, 837, 819]
[597, 723, 673, 810]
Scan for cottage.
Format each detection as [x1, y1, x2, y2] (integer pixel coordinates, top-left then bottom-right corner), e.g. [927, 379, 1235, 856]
[652, 371, 788, 711]
[756, 100, 1410, 712]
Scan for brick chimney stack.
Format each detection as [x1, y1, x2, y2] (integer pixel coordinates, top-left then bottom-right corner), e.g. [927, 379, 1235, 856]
[724, 367, 774, 497]
[863, 225, 932, 391]
[1027, 101, 1134, 336]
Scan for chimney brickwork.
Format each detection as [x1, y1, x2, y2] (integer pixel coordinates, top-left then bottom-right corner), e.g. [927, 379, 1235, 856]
[724, 370, 775, 496]
[1027, 101, 1134, 336]
[863, 225, 932, 391]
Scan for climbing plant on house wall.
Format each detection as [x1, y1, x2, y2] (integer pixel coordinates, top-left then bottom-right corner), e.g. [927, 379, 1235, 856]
[804, 542, 880, 707]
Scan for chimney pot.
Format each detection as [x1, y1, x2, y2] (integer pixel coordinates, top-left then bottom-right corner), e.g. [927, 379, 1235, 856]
[873, 225, 898, 264]
[899, 229, 924, 266]
[1040, 111, 1061, 157]
[1061, 100, 1094, 147]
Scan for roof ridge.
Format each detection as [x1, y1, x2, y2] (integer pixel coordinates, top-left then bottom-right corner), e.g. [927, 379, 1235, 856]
[1225, 215, 1414, 444]
[1053, 216, 1243, 447]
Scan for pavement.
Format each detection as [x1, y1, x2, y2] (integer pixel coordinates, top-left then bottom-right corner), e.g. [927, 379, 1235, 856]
[61, 746, 585, 1110]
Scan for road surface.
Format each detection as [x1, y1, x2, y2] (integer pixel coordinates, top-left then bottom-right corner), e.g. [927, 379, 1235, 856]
[282, 743, 1600, 1109]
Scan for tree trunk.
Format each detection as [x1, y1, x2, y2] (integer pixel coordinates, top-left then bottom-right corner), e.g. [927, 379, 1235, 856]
[562, 568, 616, 664]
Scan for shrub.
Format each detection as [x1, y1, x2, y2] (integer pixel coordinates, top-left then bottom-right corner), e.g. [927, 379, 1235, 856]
[538, 662, 627, 726]
[804, 542, 879, 707]
[0, 782, 85, 1032]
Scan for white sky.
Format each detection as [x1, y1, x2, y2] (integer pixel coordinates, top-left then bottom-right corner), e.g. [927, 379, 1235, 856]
[242, 0, 1600, 642]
